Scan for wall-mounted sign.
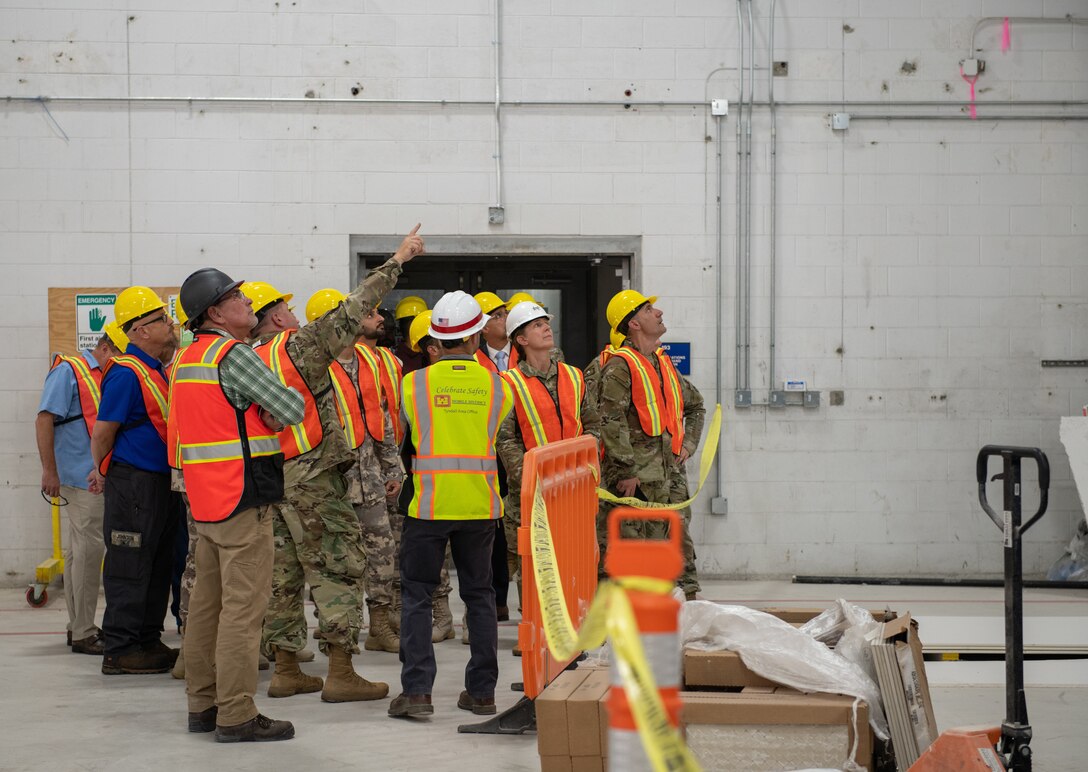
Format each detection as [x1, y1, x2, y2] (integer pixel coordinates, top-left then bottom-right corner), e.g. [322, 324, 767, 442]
[661, 341, 690, 376]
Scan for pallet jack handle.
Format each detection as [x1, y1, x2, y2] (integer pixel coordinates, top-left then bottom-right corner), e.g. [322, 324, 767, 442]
[975, 445, 1049, 772]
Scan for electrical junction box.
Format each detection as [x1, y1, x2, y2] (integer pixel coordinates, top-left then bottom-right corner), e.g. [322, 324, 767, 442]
[830, 112, 850, 131]
[711, 99, 728, 116]
[961, 58, 981, 77]
[784, 379, 806, 392]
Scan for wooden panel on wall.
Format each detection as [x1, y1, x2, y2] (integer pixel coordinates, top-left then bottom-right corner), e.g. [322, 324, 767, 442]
[47, 287, 181, 357]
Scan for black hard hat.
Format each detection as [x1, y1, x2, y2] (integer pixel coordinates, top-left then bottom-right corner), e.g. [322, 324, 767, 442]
[180, 268, 243, 329]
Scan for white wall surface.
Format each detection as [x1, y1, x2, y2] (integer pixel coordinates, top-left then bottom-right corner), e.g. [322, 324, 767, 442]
[2, 0, 1087, 585]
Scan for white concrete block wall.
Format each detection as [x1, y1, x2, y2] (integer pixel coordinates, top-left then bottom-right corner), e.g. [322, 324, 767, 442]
[1, 0, 1086, 584]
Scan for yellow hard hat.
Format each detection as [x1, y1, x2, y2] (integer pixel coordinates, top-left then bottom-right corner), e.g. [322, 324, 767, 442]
[240, 281, 294, 317]
[605, 290, 657, 331]
[174, 300, 188, 328]
[505, 291, 541, 311]
[609, 327, 625, 350]
[473, 291, 506, 315]
[409, 310, 433, 353]
[104, 321, 129, 352]
[114, 286, 166, 329]
[395, 296, 428, 320]
[306, 288, 346, 323]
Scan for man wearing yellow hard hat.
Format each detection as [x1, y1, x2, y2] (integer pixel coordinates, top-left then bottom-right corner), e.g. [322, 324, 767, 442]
[597, 290, 706, 600]
[583, 327, 626, 412]
[393, 295, 428, 375]
[245, 225, 423, 707]
[305, 289, 403, 655]
[90, 285, 179, 674]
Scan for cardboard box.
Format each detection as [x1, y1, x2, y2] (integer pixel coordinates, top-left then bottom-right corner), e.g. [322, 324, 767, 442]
[540, 756, 574, 772]
[681, 689, 873, 771]
[571, 758, 605, 772]
[538, 669, 593, 757]
[568, 669, 611, 756]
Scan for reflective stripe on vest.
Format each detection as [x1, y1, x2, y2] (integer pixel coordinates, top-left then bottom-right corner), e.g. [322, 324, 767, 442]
[503, 362, 585, 452]
[172, 333, 284, 522]
[371, 346, 404, 443]
[612, 346, 686, 455]
[329, 360, 367, 450]
[402, 359, 512, 521]
[350, 347, 386, 442]
[254, 330, 322, 460]
[107, 355, 169, 441]
[49, 354, 102, 437]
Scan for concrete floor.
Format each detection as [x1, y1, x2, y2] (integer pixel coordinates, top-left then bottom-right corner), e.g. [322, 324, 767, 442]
[1, 580, 1085, 771]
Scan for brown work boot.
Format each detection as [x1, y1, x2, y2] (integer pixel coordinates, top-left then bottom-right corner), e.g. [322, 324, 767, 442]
[432, 595, 455, 642]
[258, 652, 270, 671]
[72, 631, 104, 655]
[101, 649, 172, 675]
[496, 605, 510, 622]
[214, 714, 295, 743]
[188, 705, 217, 733]
[143, 639, 180, 666]
[364, 605, 400, 653]
[457, 690, 497, 715]
[388, 692, 433, 718]
[267, 647, 324, 698]
[321, 647, 389, 703]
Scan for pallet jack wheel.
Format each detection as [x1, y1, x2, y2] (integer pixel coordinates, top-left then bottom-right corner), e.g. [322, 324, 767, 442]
[26, 585, 48, 608]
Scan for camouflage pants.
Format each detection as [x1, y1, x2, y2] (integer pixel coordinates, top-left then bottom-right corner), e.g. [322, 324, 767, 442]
[389, 499, 451, 599]
[596, 466, 699, 594]
[262, 469, 365, 655]
[354, 500, 394, 608]
[178, 495, 197, 629]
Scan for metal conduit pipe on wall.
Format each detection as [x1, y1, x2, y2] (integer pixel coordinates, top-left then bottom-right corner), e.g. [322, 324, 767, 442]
[768, 0, 778, 397]
[491, 0, 504, 218]
[744, 0, 754, 393]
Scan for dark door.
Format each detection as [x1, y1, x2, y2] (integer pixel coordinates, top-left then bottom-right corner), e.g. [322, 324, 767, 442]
[360, 254, 625, 369]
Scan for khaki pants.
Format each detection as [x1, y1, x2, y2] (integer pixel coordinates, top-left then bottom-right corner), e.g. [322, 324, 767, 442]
[61, 485, 105, 641]
[185, 506, 273, 728]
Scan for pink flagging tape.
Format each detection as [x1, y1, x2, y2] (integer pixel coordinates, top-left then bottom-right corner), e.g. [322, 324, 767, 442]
[960, 67, 978, 120]
[1002, 17, 1011, 53]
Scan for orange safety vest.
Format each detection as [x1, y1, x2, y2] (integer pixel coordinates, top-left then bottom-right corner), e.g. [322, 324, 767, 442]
[99, 353, 170, 474]
[169, 334, 284, 522]
[369, 346, 404, 443]
[328, 361, 364, 450]
[476, 346, 519, 374]
[503, 363, 586, 451]
[49, 354, 102, 437]
[597, 344, 620, 369]
[254, 330, 323, 460]
[612, 346, 686, 455]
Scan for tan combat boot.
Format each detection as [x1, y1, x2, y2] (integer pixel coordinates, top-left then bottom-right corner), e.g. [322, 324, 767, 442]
[171, 646, 185, 679]
[432, 594, 455, 643]
[267, 647, 324, 698]
[364, 605, 400, 653]
[321, 647, 389, 702]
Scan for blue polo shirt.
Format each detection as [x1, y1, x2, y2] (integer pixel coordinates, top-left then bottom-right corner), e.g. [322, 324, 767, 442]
[96, 343, 170, 474]
[37, 349, 100, 489]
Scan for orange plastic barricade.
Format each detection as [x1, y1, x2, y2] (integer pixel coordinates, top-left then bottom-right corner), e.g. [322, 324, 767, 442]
[518, 434, 601, 699]
[606, 507, 684, 771]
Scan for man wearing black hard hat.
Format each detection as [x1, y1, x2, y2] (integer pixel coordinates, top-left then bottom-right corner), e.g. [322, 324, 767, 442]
[171, 267, 306, 743]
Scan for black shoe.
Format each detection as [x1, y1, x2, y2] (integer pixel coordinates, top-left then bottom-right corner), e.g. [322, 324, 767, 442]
[72, 631, 104, 655]
[457, 690, 496, 715]
[496, 605, 510, 622]
[215, 714, 295, 743]
[102, 649, 172, 675]
[66, 630, 73, 647]
[188, 706, 217, 733]
[388, 692, 433, 718]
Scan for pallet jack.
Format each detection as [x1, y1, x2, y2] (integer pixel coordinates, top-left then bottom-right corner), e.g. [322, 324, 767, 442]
[911, 445, 1048, 772]
[26, 493, 65, 608]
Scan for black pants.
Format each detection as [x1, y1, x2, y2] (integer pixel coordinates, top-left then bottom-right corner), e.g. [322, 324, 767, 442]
[399, 517, 496, 697]
[101, 462, 175, 656]
[491, 520, 509, 608]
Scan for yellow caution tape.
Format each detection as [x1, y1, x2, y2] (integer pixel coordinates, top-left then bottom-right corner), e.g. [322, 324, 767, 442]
[596, 405, 722, 510]
[530, 481, 702, 772]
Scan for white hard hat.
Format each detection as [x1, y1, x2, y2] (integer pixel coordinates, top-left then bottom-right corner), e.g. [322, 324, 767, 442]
[428, 290, 489, 340]
[506, 301, 552, 338]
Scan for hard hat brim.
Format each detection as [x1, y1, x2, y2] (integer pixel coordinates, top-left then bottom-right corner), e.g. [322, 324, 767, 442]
[429, 311, 490, 340]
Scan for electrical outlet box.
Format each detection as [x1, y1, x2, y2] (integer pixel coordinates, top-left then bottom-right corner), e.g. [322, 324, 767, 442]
[488, 206, 505, 225]
[711, 497, 728, 515]
[961, 58, 981, 77]
[735, 390, 752, 408]
[711, 99, 728, 116]
[831, 112, 850, 131]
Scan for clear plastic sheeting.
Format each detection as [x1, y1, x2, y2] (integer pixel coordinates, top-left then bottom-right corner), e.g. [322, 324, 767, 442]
[801, 599, 884, 690]
[680, 601, 890, 740]
[685, 723, 848, 772]
[1047, 519, 1088, 581]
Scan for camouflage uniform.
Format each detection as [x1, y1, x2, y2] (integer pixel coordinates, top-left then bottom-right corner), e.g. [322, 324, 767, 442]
[260, 258, 402, 656]
[496, 355, 602, 586]
[171, 469, 197, 629]
[340, 354, 404, 609]
[597, 341, 705, 594]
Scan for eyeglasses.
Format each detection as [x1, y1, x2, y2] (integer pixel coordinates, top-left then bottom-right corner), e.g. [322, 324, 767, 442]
[133, 314, 172, 331]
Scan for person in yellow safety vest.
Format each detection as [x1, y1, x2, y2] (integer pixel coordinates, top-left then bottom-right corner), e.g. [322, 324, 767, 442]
[597, 290, 706, 600]
[583, 327, 626, 411]
[394, 295, 429, 375]
[306, 289, 404, 655]
[388, 290, 513, 719]
[244, 224, 424, 705]
[496, 301, 601, 623]
[172, 266, 304, 743]
[35, 329, 123, 657]
[90, 286, 178, 675]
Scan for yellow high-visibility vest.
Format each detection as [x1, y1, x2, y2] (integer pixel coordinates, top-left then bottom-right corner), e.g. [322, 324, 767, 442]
[402, 357, 513, 521]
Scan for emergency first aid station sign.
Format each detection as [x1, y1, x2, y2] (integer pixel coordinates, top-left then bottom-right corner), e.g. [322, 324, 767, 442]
[75, 294, 116, 350]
